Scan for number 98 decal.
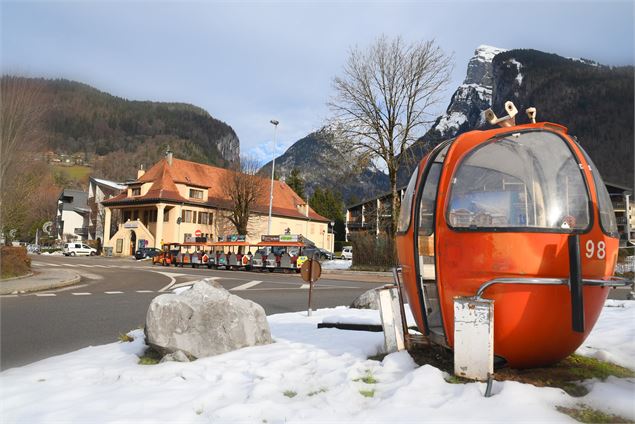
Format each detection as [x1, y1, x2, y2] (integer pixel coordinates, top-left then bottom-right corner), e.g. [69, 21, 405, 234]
[585, 240, 606, 260]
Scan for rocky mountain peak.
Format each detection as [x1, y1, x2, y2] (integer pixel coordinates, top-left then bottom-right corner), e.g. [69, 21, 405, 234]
[430, 45, 506, 138]
[464, 45, 507, 86]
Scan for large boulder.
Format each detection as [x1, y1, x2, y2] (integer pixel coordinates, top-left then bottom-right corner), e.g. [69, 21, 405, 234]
[350, 288, 379, 310]
[145, 278, 272, 359]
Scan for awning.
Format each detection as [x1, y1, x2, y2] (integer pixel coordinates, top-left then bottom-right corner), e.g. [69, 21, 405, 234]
[256, 241, 305, 247]
[209, 241, 251, 247]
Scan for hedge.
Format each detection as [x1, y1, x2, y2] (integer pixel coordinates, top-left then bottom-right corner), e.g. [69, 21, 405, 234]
[1, 246, 31, 279]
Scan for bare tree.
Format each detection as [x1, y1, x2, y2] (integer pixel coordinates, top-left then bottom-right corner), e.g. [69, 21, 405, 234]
[1, 76, 44, 186]
[221, 157, 267, 236]
[329, 36, 452, 233]
[0, 76, 47, 242]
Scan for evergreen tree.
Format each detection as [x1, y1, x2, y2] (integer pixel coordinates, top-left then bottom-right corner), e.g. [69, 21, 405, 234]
[309, 188, 346, 241]
[286, 168, 305, 199]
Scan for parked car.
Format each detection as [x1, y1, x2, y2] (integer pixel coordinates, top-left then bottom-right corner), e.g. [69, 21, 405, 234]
[26, 244, 41, 254]
[135, 247, 161, 260]
[318, 248, 335, 260]
[303, 247, 335, 261]
[63, 242, 97, 256]
[340, 246, 353, 260]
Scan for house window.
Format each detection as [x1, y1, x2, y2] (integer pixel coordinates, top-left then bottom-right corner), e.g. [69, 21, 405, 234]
[190, 189, 203, 199]
[198, 212, 209, 225]
[131, 187, 141, 196]
[163, 210, 169, 222]
[182, 209, 193, 223]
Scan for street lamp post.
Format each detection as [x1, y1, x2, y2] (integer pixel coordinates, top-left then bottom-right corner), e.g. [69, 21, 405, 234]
[267, 119, 279, 235]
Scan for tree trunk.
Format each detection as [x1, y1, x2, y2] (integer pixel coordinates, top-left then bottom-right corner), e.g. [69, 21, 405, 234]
[389, 167, 399, 236]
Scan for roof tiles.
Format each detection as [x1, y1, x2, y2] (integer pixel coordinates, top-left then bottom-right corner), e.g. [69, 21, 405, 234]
[103, 158, 329, 222]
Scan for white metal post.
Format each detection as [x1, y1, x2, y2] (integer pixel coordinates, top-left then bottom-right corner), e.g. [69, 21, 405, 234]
[267, 119, 279, 235]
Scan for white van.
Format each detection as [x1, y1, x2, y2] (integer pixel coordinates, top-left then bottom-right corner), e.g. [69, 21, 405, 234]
[340, 246, 353, 260]
[63, 242, 97, 256]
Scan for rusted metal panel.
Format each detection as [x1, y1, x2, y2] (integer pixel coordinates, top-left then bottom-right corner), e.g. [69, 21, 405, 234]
[453, 297, 494, 381]
[377, 286, 406, 353]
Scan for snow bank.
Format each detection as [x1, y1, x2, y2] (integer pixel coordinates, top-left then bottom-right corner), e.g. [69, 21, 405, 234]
[1, 302, 634, 423]
[575, 299, 635, 370]
[321, 259, 352, 270]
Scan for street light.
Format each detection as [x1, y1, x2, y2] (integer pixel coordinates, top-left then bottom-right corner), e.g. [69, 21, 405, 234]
[267, 119, 279, 235]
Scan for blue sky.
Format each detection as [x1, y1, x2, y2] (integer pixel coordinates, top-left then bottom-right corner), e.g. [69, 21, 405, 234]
[2, 1, 633, 164]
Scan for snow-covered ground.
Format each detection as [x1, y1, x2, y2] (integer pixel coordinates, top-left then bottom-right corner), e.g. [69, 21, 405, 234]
[320, 259, 352, 270]
[1, 301, 634, 423]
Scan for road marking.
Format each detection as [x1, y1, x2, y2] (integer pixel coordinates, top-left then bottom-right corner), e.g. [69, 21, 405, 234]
[104, 291, 124, 294]
[61, 263, 77, 267]
[136, 290, 154, 293]
[35, 293, 56, 297]
[93, 265, 109, 268]
[31, 262, 44, 266]
[0, 295, 19, 298]
[76, 272, 103, 280]
[75, 264, 93, 268]
[300, 284, 310, 289]
[230, 280, 263, 291]
[155, 271, 188, 292]
[71, 292, 91, 296]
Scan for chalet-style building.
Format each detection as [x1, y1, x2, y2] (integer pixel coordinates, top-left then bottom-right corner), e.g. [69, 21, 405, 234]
[87, 177, 125, 242]
[102, 153, 333, 256]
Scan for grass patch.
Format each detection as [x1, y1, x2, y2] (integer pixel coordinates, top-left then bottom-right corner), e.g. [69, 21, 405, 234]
[409, 343, 633, 397]
[138, 346, 162, 365]
[307, 388, 328, 396]
[353, 370, 378, 384]
[52, 164, 92, 181]
[358, 389, 375, 398]
[118, 333, 134, 343]
[495, 354, 634, 396]
[444, 375, 472, 385]
[283, 390, 297, 398]
[556, 405, 631, 423]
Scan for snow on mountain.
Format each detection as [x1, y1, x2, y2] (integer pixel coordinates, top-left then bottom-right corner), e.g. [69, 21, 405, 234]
[429, 45, 507, 138]
[508, 59, 524, 85]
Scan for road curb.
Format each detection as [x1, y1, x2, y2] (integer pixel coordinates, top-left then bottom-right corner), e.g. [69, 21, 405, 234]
[0, 271, 81, 295]
[322, 269, 392, 277]
[0, 272, 35, 282]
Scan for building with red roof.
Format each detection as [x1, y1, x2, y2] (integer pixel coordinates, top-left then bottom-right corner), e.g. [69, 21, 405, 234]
[102, 152, 333, 256]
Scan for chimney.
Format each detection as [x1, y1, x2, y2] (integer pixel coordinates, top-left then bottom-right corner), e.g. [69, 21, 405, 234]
[137, 164, 145, 179]
[305, 195, 310, 217]
[165, 145, 173, 166]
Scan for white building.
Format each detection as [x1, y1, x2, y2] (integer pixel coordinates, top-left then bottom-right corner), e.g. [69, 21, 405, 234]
[56, 189, 89, 241]
[87, 177, 125, 241]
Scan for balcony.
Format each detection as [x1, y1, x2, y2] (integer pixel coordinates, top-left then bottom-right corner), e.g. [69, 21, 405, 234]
[347, 222, 366, 229]
[74, 227, 88, 236]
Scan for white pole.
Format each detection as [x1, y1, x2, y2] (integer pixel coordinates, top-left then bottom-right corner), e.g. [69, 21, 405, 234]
[267, 119, 279, 235]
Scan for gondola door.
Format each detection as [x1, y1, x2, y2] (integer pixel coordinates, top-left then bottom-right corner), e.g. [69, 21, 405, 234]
[413, 141, 452, 342]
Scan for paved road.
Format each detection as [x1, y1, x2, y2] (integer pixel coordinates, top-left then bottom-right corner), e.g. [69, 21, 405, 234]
[1, 255, 381, 370]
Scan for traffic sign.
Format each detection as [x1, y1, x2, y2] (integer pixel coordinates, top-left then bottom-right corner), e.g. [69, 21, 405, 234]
[194, 229, 202, 237]
[300, 259, 322, 282]
[300, 259, 322, 317]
